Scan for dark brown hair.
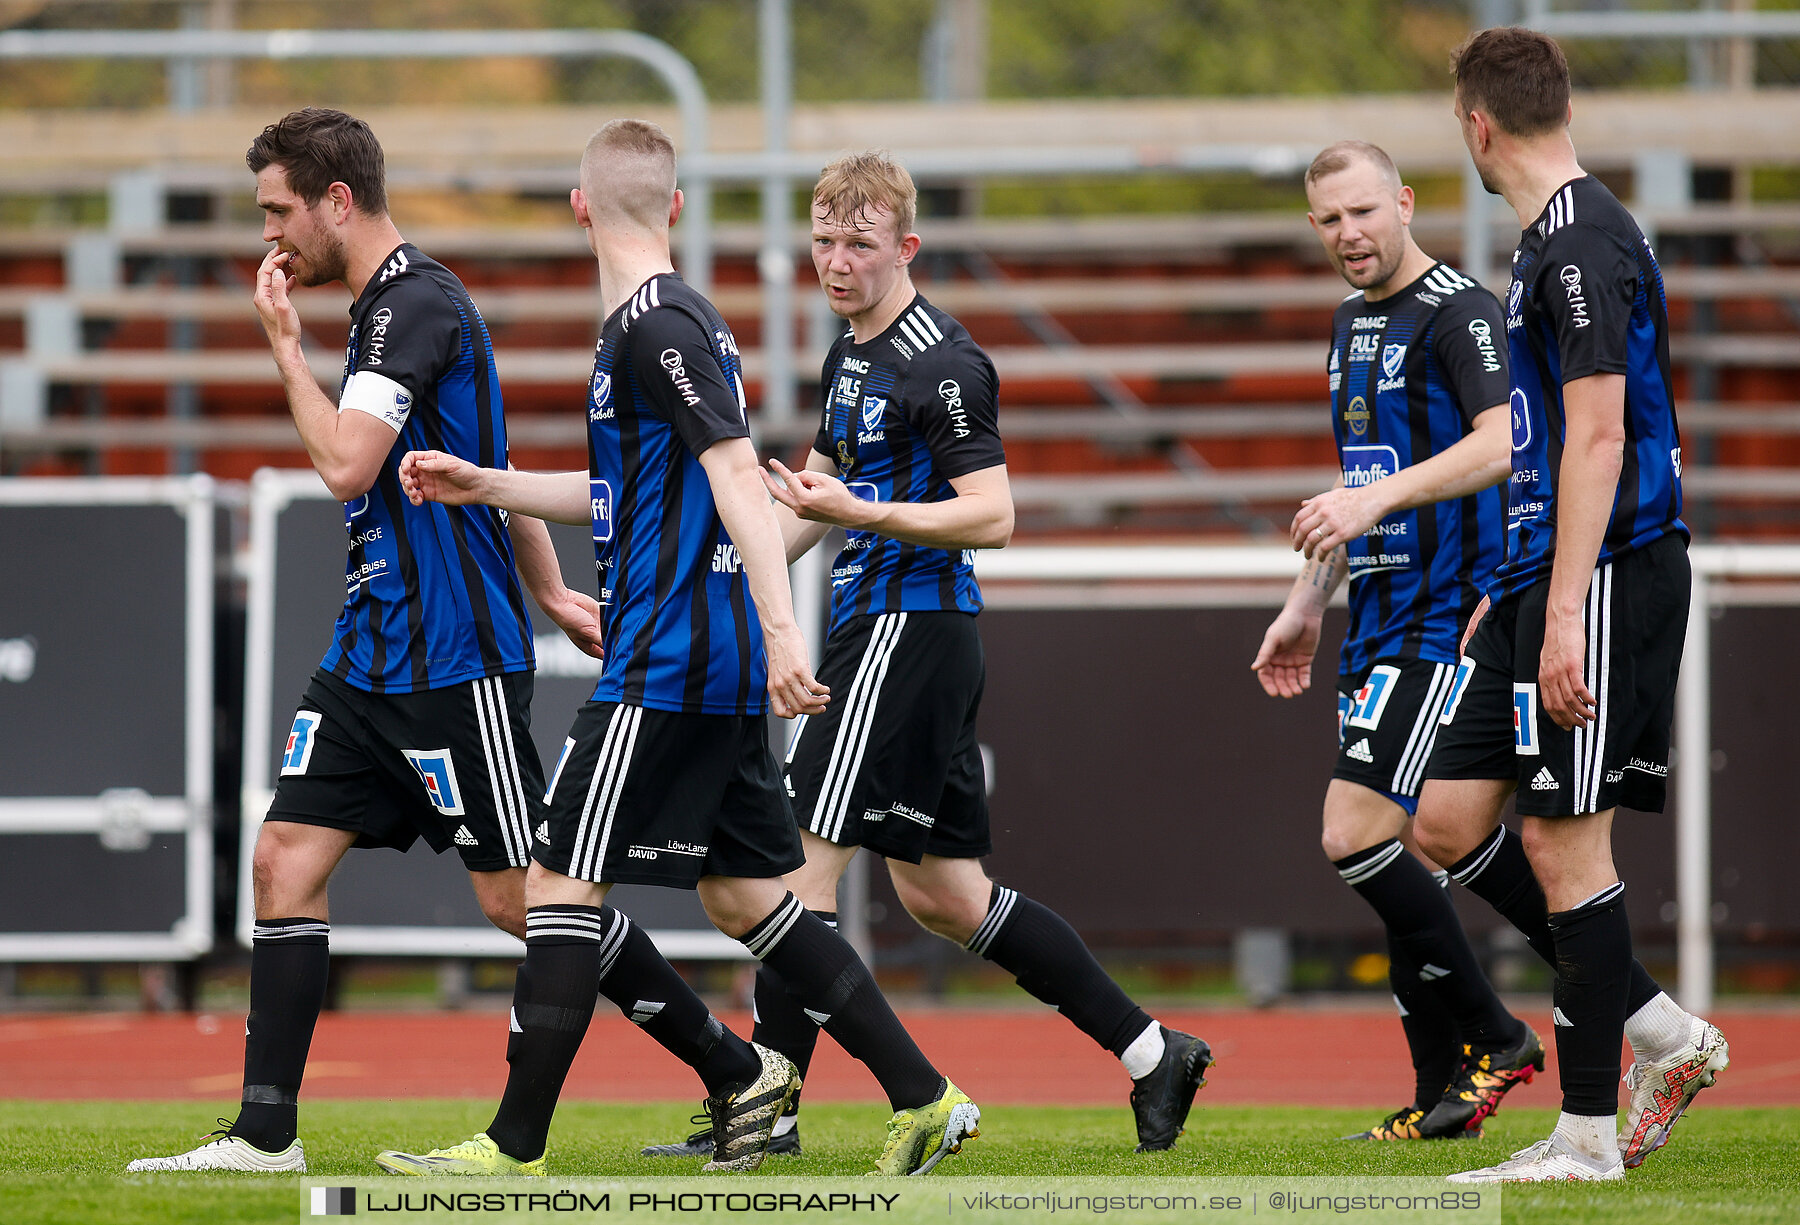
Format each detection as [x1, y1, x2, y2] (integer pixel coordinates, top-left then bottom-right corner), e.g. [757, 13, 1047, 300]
[246, 107, 387, 216]
[1452, 27, 1571, 138]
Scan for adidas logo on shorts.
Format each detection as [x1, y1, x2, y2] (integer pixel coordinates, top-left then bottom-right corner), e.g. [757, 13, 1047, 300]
[453, 825, 479, 847]
[1346, 738, 1375, 763]
[1530, 767, 1559, 792]
[535, 821, 550, 845]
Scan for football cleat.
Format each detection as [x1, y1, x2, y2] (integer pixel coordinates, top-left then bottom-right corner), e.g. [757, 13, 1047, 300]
[873, 1080, 980, 1176]
[1447, 1132, 1623, 1183]
[127, 1126, 305, 1173]
[1420, 1026, 1544, 1136]
[373, 1132, 545, 1176]
[642, 1122, 802, 1159]
[1343, 1105, 1481, 1141]
[1620, 1017, 1729, 1168]
[701, 1044, 802, 1173]
[1129, 1027, 1213, 1152]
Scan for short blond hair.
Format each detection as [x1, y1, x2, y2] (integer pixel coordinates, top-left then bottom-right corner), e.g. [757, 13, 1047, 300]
[580, 119, 678, 230]
[813, 150, 916, 237]
[1305, 141, 1401, 193]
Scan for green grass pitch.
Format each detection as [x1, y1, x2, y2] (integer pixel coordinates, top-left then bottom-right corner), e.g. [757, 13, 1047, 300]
[2, 1100, 1796, 1224]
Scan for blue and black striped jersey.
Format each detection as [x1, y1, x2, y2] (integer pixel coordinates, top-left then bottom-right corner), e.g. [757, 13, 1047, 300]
[586, 273, 765, 715]
[813, 295, 1006, 635]
[323, 243, 534, 694]
[1328, 262, 1511, 678]
[1496, 175, 1686, 597]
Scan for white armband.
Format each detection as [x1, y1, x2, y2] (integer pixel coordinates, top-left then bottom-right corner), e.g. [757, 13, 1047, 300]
[339, 370, 413, 431]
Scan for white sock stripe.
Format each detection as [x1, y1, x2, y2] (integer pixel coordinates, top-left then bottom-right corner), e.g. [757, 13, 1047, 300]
[1337, 839, 1407, 885]
[1392, 662, 1454, 796]
[526, 908, 610, 933]
[742, 895, 805, 960]
[1570, 880, 1626, 911]
[812, 613, 906, 842]
[254, 921, 330, 939]
[1450, 825, 1507, 884]
[828, 613, 906, 842]
[965, 886, 1018, 955]
[595, 909, 632, 978]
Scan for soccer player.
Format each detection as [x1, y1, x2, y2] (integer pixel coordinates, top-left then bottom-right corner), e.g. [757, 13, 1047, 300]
[374, 120, 979, 1178]
[645, 151, 1211, 1162]
[126, 107, 612, 1174]
[1419, 28, 1728, 1183]
[1253, 141, 1540, 1144]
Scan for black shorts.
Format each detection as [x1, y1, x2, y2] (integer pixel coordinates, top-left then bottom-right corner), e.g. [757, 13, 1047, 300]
[1333, 656, 1463, 816]
[1428, 533, 1689, 816]
[783, 610, 990, 864]
[268, 668, 541, 872]
[534, 701, 803, 888]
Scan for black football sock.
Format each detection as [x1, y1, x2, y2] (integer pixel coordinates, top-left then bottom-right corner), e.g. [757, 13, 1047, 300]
[1547, 883, 1634, 1117]
[1448, 824, 1660, 1013]
[750, 910, 835, 1114]
[590, 906, 758, 1097]
[485, 906, 604, 1162]
[1388, 928, 1462, 1110]
[230, 917, 330, 1152]
[1336, 840, 1522, 1049]
[740, 892, 941, 1111]
[967, 884, 1153, 1059]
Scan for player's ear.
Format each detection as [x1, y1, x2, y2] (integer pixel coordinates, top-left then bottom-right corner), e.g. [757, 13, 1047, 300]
[669, 188, 685, 228]
[327, 181, 354, 224]
[896, 231, 921, 266]
[570, 188, 592, 229]
[1395, 185, 1415, 225]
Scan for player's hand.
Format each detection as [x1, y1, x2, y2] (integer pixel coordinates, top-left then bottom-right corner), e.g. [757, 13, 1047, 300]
[1251, 607, 1321, 698]
[1539, 606, 1596, 730]
[400, 449, 490, 507]
[763, 459, 871, 530]
[762, 622, 830, 719]
[1461, 595, 1490, 656]
[1291, 484, 1389, 559]
[253, 248, 304, 351]
[538, 588, 606, 660]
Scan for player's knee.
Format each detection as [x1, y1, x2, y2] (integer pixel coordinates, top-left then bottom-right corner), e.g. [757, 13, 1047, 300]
[251, 824, 315, 911]
[1319, 822, 1363, 863]
[477, 892, 526, 940]
[1411, 809, 1459, 868]
[896, 883, 983, 945]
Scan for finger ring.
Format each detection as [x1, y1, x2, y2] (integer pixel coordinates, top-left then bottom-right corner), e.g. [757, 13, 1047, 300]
[1313, 527, 1324, 538]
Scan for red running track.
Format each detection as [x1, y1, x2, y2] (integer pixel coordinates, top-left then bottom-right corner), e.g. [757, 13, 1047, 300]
[4, 1006, 1798, 1107]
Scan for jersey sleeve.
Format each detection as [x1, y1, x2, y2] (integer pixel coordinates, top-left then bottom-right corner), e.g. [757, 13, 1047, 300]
[1537, 225, 1639, 382]
[340, 278, 461, 430]
[1431, 289, 1513, 426]
[904, 340, 1006, 479]
[629, 306, 751, 458]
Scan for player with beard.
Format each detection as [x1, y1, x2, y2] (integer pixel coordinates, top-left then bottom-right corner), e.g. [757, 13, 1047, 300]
[1254, 140, 1537, 1143]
